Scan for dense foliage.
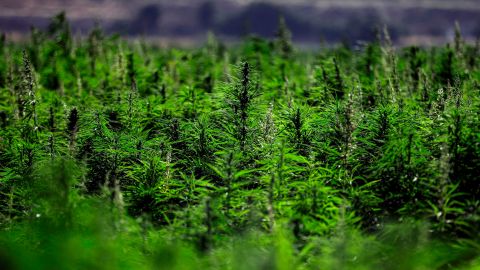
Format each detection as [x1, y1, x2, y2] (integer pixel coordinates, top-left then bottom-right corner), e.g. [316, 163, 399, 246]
[1, 14, 480, 269]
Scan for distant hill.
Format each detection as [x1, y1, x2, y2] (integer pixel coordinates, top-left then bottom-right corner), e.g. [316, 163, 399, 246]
[1, 0, 480, 45]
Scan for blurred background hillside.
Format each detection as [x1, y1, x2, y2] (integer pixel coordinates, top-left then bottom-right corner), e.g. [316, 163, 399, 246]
[2, 0, 480, 45]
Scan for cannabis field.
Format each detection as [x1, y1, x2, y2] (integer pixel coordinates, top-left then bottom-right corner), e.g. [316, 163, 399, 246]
[1, 14, 480, 269]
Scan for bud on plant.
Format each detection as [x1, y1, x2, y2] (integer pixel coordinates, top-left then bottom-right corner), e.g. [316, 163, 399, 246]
[67, 108, 78, 135]
[49, 107, 55, 132]
[67, 108, 79, 151]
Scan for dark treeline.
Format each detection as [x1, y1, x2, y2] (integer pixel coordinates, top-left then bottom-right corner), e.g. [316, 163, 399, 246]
[0, 13, 479, 270]
[3, 1, 480, 44]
